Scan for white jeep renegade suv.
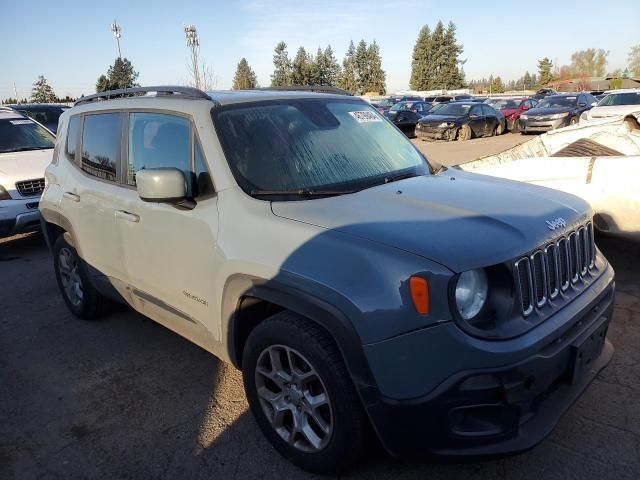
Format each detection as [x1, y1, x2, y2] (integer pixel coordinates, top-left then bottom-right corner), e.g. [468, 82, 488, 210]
[40, 86, 615, 473]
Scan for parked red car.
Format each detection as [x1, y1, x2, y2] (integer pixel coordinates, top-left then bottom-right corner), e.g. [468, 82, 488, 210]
[484, 97, 538, 132]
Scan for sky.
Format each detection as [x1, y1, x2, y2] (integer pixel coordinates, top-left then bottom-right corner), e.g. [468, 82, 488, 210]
[1, 0, 639, 99]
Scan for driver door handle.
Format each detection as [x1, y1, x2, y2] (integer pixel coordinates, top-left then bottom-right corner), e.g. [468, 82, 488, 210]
[115, 210, 140, 223]
[63, 192, 80, 202]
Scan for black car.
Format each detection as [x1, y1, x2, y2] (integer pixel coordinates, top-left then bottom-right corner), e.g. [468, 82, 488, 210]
[384, 101, 432, 137]
[531, 88, 559, 101]
[9, 104, 69, 133]
[416, 101, 504, 141]
[519, 93, 598, 134]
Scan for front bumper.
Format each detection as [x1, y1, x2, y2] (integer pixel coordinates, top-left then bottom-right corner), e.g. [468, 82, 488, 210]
[415, 124, 457, 141]
[363, 263, 615, 459]
[0, 199, 42, 237]
[520, 116, 570, 133]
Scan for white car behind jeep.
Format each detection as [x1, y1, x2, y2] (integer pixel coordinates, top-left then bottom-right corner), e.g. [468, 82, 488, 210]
[580, 88, 640, 122]
[0, 108, 55, 237]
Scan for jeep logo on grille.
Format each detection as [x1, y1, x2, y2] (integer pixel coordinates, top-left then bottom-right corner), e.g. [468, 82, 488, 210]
[546, 217, 567, 231]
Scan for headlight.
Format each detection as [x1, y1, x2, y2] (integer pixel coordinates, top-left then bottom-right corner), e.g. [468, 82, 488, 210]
[549, 112, 570, 119]
[0, 185, 12, 200]
[455, 269, 488, 320]
[438, 122, 455, 128]
[520, 115, 528, 120]
[580, 111, 589, 122]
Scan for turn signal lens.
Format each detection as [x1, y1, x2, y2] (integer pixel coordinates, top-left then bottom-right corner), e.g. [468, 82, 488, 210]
[410, 276, 430, 315]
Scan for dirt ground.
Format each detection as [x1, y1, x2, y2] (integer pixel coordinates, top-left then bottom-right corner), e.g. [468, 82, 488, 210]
[412, 132, 529, 167]
[1, 232, 639, 480]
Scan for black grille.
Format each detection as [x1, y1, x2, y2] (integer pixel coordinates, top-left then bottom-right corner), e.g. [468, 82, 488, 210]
[15, 178, 45, 197]
[514, 222, 596, 317]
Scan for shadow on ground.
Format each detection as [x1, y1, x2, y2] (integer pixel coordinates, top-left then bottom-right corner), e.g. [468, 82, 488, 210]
[1, 234, 639, 479]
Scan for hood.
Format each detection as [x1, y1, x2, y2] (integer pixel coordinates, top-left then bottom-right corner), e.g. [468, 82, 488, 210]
[526, 106, 575, 116]
[271, 171, 590, 272]
[588, 105, 640, 118]
[0, 149, 53, 189]
[419, 114, 462, 124]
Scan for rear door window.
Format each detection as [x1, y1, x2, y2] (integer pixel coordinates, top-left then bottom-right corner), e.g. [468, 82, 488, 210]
[80, 113, 122, 182]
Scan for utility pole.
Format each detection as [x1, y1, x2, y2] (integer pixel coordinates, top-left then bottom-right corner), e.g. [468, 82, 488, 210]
[111, 20, 122, 58]
[184, 25, 201, 90]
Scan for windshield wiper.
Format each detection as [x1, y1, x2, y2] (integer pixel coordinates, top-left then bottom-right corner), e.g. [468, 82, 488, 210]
[382, 171, 421, 184]
[2, 146, 52, 153]
[250, 188, 358, 197]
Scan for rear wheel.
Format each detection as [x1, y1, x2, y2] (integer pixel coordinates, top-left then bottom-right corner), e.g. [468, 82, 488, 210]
[457, 124, 472, 141]
[242, 311, 366, 473]
[53, 235, 108, 320]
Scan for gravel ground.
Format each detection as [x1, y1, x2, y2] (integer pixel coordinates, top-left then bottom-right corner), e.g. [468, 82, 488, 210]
[1, 232, 639, 480]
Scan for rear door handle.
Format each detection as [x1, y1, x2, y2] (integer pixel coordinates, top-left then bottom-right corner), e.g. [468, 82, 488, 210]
[63, 192, 80, 202]
[115, 210, 140, 223]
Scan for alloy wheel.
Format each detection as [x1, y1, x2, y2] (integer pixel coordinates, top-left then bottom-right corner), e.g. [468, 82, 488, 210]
[255, 345, 333, 453]
[58, 247, 83, 306]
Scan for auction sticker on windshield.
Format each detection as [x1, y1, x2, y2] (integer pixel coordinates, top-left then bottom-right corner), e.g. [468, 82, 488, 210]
[10, 120, 34, 125]
[349, 111, 383, 123]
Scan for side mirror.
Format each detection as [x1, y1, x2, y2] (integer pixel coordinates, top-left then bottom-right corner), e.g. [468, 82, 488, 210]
[522, 105, 529, 111]
[136, 168, 187, 204]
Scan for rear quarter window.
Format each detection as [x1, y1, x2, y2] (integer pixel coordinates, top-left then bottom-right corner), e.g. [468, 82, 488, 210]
[65, 116, 79, 162]
[80, 113, 121, 182]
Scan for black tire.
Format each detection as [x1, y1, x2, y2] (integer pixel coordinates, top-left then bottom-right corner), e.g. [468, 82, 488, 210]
[53, 235, 108, 320]
[496, 121, 505, 135]
[511, 120, 520, 133]
[457, 124, 471, 141]
[569, 117, 578, 126]
[242, 311, 366, 474]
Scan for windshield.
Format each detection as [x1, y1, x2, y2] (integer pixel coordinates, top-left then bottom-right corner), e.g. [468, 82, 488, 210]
[537, 96, 577, 108]
[0, 118, 55, 153]
[432, 103, 471, 116]
[213, 99, 428, 197]
[485, 99, 520, 109]
[390, 102, 412, 112]
[17, 107, 67, 125]
[598, 92, 640, 106]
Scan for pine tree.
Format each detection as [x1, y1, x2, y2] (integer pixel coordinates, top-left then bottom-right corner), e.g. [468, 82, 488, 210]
[410, 25, 432, 90]
[441, 22, 465, 89]
[311, 47, 325, 85]
[490, 76, 505, 93]
[232, 58, 258, 90]
[367, 41, 386, 94]
[30, 75, 57, 103]
[95, 58, 139, 92]
[338, 41, 359, 94]
[430, 21, 447, 89]
[292, 47, 313, 85]
[271, 41, 292, 86]
[537, 57, 554, 87]
[323, 45, 341, 86]
[354, 40, 370, 94]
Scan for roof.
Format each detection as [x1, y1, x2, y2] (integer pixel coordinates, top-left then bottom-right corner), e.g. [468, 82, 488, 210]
[206, 89, 353, 106]
[10, 103, 69, 108]
[0, 109, 26, 120]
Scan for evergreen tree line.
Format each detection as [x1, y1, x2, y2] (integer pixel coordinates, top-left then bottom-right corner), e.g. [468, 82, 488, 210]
[269, 40, 386, 95]
[409, 21, 465, 91]
[1, 75, 77, 104]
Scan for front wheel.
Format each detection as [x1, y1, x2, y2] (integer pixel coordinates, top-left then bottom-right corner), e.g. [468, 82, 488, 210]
[569, 117, 578, 126]
[242, 311, 366, 474]
[496, 121, 505, 135]
[457, 124, 472, 141]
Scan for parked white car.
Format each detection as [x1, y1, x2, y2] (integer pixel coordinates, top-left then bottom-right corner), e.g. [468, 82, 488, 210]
[0, 108, 55, 237]
[580, 89, 640, 122]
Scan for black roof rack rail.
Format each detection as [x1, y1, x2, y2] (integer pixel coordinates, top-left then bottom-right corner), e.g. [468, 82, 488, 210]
[253, 86, 353, 96]
[74, 86, 211, 106]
